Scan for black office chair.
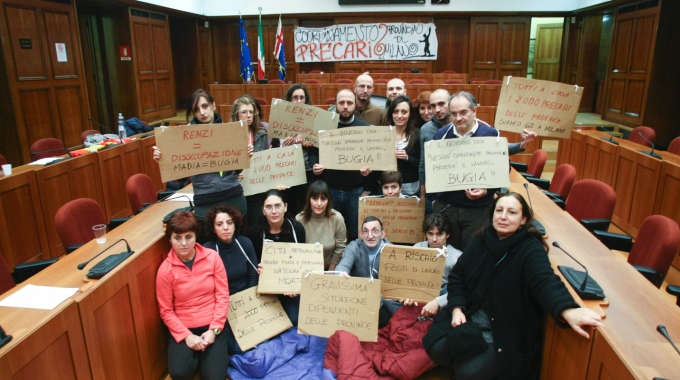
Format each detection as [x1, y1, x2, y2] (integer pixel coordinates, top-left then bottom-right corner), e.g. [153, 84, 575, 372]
[667, 285, 680, 307]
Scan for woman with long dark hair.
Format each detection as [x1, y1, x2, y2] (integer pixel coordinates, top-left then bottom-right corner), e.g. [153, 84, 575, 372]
[387, 95, 420, 197]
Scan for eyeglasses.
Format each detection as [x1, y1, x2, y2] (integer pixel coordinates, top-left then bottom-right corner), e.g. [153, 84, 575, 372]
[361, 228, 382, 237]
[291, 95, 306, 101]
[238, 110, 257, 116]
[263, 203, 285, 212]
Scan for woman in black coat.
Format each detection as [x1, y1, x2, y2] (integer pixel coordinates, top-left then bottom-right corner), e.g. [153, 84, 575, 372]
[423, 192, 603, 379]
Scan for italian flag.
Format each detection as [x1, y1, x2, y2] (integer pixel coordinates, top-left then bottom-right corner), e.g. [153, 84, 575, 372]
[257, 13, 265, 81]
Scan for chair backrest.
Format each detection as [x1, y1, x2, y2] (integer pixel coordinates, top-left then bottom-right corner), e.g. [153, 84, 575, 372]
[408, 79, 427, 84]
[484, 79, 503, 84]
[335, 78, 353, 84]
[0, 252, 14, 294]
[30, 138, 67, 161]
[126, 173, 157, 213]
[628, 215, 680, 282]
[304, 79, 321, 84]
[0, 153, 7, 166]
[444, 79, 464, 84]
[527, 149, 548, 177]
[81, 129, 100, 142]
[566, 179, 616, 222]
[549, 164, 576, 198]
[55, 198, 107, 249]
[373, 78, 388, 84]
[268, 79, 285, 84]
[629, 126, 656, 147]
[441, 70, 457, 74]
[308, 70, 323, 74]
[324, 97, 336, 106]
[255, 97, 269, 105]
[667, 136, 680, 155]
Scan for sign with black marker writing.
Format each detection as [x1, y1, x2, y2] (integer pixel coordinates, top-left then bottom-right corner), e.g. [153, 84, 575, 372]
[495, 76, 583, 139]
[154, 122, 249, 182]
[358, 197, 424, 244]
[268, 98, 339, 147]
[298, 273, 380, 342]
[227, 286, 292, 351]
[379, 245, 446, 304]
[241, 144, 307, 196]
[319, 126, 397, 171]
[424, 137, 510, 193]
[258, 242, 324, 294]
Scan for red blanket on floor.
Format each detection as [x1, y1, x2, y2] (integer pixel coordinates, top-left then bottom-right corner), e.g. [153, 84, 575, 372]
[324, 306, 436, 379]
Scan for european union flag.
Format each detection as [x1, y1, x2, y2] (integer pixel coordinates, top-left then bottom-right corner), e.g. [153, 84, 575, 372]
[239, 17, 254, 82]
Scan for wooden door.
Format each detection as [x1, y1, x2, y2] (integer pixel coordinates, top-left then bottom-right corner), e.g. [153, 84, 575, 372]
[468, 17, 530, 81]
[533, 24, 563, 81]
[130, 10, 176, 122]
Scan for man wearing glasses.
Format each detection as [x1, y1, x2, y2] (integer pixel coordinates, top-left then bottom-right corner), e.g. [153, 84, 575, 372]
[336, 216, 397, 326]
[353, 74, 387, 126]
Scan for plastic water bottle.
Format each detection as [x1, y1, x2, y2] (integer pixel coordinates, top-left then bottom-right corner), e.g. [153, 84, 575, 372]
[118, 113, 127, 140]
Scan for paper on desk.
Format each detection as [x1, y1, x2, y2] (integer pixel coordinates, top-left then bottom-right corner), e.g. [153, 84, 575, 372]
[0, 284, 78, 310]
[166, 193, 194, 202]
[28, 157, 65, 165]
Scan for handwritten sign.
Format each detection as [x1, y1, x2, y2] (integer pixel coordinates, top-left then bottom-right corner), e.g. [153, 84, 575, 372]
[227, 286, 292, 351]
[294, 23, 438, 62]
[319, 126, 397, 171]
[358, 197, 424, 244]
[268, 99, 339, 147]
[495, 76, 583, 139]
[298, 273, 380, 342]
[154, 122, 249, 182]
[424, 137, 510, 193]
[379, 245, 446, 304]
[241, 145, 307, 196]
[258, 242, 324, 294]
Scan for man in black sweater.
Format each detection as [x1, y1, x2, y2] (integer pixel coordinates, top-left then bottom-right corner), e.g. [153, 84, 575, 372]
[313, 89, 377, 241]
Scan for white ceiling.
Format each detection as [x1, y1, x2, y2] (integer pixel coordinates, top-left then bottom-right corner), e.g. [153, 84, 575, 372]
[137, 0, 611, 17]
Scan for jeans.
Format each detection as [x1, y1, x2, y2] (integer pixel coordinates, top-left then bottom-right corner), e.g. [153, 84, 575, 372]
[330, 186, 363, 242]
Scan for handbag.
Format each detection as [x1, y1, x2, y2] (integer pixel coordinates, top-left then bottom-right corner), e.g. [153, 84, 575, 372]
[445, 321, 488, 362]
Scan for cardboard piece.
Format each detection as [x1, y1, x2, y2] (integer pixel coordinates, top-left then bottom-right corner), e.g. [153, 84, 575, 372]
[154, 122, 249, 182]
[494, 76, 583, 139]
[298, 273, 380, 342]
[319, 126, 397, 171]
[424, 137, 510, 193]
[257, 242, 325, 294]
[241, 144, 307, 196]
[358, 197, 424, 244]
[378, 245, 446, 304]
[268, 98, 339, 147]
[227, 286, 292, 351]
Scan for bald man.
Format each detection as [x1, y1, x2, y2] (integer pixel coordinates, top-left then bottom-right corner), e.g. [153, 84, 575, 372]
[384, 78, 406, 111]
[353, 74, 387, 126]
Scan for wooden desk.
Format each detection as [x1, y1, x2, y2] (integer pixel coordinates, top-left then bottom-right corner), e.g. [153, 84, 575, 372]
[0, 196, 180, 379]
[509, 181, 680, 379]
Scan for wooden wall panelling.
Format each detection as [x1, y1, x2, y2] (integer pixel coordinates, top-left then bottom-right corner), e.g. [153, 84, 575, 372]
[569, 131, 587, 180]
[0, 170, 50, 268]
[432, 18, 469, 74]
[211, 20, 240, 84]
[197, 21, 214, 91]
[469, 17, 530, 80]
[320, 83, 354, 105]
[169, 17, 199, 111]
[130, 11, 176, 122]
[98, 140, 144, 220]
[478, 84, 501, 107]
[556, 135, 572, 168]
[624, 151, 661, 236]
[141, 135, 165, 193]
[654, 160, 680, 269]
[0, 1, 89, 163]
[610, 145, 637, 230]
[585, 134, 616, 186]
[0, 302, 91, 380]
[586, 330, 635, 380]
[563, 16, 602, 113]
[243, 84, 285, 104]
[305, 84, 321, 105]
[475, 106, 496, 127]
[35, 153, 104, 257]
[296, 73, 330, 83]
[432, 73, 468, 85]
[209, 84, 243, 107]
[541, 315, 593, 380]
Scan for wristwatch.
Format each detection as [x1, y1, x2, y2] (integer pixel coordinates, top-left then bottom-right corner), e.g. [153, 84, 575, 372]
[213, 328, 221, 335]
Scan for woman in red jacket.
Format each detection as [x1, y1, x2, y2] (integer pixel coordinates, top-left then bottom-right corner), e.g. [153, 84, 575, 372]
[156, 211, 230, 380]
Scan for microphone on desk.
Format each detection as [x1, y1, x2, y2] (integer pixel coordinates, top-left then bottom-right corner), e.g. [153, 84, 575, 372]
[657, 325, 680, 356]
[636, 132, 662, 159]
[88, 117, 123, 144]
[31, 146, 73, 164]
[157, 194, 195, 223]
[77, 239, 134, 279]
[552, 241, 605, 300]
[599, 133, 619, 146]
[523, 183, 546, 236]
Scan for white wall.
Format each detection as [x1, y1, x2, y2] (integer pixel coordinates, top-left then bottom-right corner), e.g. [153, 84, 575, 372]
[139, 0, 610, 17]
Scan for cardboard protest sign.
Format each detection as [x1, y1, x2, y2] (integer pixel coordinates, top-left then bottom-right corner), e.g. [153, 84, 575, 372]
[379, 245, 446, 304]
[294, 23, 438, 62]
[154, 122, 249, 182]
[319, 126, 397, 171]
[241, 145, 307, 196]
[268, 99, 339, 147]
[358, 197, 424, 244]
[494, 76, 583, 139]
[424, 137, 510, 193]
[298, 273, 380, 342]
[257, 242, 324, 294]
[227, 286, 292, 351]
